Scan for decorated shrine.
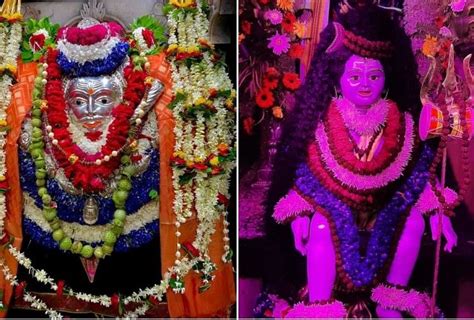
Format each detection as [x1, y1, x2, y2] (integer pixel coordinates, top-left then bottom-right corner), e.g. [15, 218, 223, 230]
[0, 0, 236, 317]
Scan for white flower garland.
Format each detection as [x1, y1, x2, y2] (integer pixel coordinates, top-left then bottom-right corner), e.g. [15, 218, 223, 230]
[0, 20, 22, 239]
[167, 0, 235, 286]
[0, 258, 63, 319]
[57, 36, 121, 64]
[23, 194, 159, 243]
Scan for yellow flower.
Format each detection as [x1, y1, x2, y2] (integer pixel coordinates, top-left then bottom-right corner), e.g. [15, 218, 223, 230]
[170, 0, 195, 8]
[0, 175, 5, 182]
[187, 46, 200, 54]
[167, 44, 178, 54]
[186, 160, 194, 167]
[0, 120, 7, 127]
[277, 0, 294, 11]
[173, 151, 185, 158]
[195, 97, 207, 105]
[422, 35, 439, 57]
[68, 154, 79, 164]
[230, 90, 236, 99]
[225, 98, 234, 108]
[293, 21, 305, 38]
[145, 76, 155, 85]
[209, 156, 219, 166]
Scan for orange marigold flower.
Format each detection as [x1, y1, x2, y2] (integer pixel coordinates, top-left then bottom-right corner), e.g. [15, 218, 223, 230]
[293, 21, 306, 38]
[422, 35, 438, 57]
[277, 0, 294, 11]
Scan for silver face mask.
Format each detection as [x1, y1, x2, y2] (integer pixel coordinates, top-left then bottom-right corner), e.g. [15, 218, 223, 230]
[65, 75, 124, 132]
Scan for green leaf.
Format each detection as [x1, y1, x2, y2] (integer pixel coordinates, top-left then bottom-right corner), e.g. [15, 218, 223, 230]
[21, 50, 33, 62]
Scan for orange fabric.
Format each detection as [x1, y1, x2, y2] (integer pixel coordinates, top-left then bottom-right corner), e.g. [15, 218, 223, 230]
[0, 61, 38, 316]
[148, 53, 236, 317]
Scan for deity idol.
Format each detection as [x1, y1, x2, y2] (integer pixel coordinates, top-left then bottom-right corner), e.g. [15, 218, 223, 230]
[270, 3, 458, 318]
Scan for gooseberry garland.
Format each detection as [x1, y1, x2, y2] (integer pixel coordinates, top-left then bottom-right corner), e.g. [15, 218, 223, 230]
[28, 49, 152, 259]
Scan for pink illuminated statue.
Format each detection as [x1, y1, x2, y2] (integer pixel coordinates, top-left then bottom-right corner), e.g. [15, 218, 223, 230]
[268, 2, 467, 318]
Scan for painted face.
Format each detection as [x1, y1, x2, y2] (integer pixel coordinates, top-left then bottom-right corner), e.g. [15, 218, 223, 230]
[339, 55, 385, 107]
[66, 76, 123, 132]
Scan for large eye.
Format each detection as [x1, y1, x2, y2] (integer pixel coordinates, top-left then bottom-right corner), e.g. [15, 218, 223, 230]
[75, 99, 85, 106]
[370, 75, 379, 81]
[350, 75, 360, 81]
[97, 97, 111, 105]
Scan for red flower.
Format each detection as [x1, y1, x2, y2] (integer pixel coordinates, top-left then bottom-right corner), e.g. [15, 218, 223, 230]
[141, 28, 155, 48]
[434, 16, 445, 29]
[148, 296, 159, 305]
[263, 78, 278, 90]
[182, 242, 200, 257]
[0, 233, 9, 245]
[263, 68, 280, 90]
[289, 43, 305, 59]
[282, 13, 296, 34]
[282, 72, 301, 90]
[241, 20, 252, 35]
[258, 0, 270, 4]
[243, 117, 255, 135]
[218, 143, 230, 156]
[29, 34, 46, 52]
[56, 280, 65, 297]
[14, 281, 26, 299]
[111, 294, 120, 309]
[265, 67, 280, 78]
[255, 89, 275, 109]
[217, 193, 229, 207]
[85, 131, 102, 142]
[0, 180, 9, 191]
[193, 163, 208, 171]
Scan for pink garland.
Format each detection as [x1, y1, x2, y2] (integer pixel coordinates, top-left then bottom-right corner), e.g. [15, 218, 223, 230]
[371, 283, 439, 318]
[315, 113, 415, 191]
[57, 22, 123, 45]
[285, 300, 347, 318]
[273, 189, 313, 224]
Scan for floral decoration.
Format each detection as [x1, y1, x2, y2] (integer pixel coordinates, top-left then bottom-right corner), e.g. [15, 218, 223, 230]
[20, 17, 59, 62]
[293, 141, 434, 289]
[166, 0, 235, 293]
[239, 0, 308, 127]
[0, 0, 22, 263]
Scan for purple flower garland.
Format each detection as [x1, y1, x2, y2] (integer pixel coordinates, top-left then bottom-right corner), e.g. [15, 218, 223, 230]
[295, 142, 434, 287]
[57, 42, 129, 77]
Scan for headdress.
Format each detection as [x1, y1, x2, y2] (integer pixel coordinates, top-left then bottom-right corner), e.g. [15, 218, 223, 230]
[56, 19, 129, 77]
[325, 1, 397, 59]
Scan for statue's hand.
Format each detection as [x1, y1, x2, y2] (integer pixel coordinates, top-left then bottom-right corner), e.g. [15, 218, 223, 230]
[430, 213, 458, 252]
[291, 216, 310, 256]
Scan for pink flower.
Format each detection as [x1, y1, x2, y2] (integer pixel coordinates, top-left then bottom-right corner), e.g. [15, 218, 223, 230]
[450, 0, 466, 12]
[267, 32, 290, 55]
[264, 9, 283, 25]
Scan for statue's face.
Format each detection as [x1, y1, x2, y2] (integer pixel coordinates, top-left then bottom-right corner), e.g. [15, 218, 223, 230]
[66, 76, 122, 132]
[339, 54, 385, 107]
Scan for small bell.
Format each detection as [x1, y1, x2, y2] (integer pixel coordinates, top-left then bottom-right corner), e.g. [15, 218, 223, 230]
[83, 197, 98, 225]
